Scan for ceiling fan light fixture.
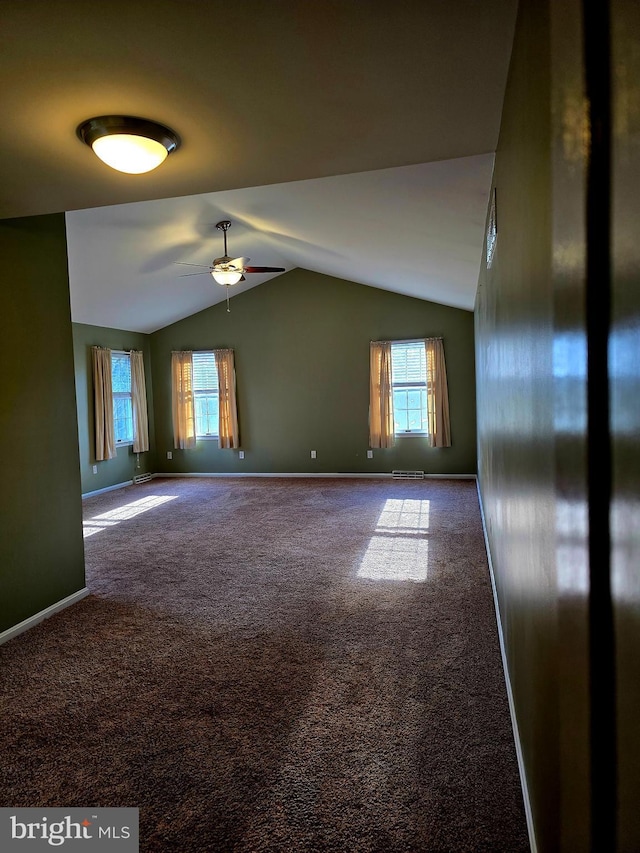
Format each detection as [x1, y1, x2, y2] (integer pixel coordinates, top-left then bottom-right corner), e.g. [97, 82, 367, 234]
[175, 220, 285, 314]
[77, 116, 180, 174]
[211, 270, 243, 286]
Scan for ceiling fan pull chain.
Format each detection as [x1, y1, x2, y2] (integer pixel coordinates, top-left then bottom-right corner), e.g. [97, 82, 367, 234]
[226, 284, 231, 313]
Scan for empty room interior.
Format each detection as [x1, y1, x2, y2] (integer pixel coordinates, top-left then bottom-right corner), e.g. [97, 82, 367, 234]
[0, 1, 638, 852]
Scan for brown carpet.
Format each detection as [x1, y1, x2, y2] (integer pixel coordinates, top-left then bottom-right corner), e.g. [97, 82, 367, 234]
[0, 477, 529, 852]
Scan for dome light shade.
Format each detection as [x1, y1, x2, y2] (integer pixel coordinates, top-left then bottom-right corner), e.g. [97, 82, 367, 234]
[91, 134, 168, 174]
[77, 116, 180, 174]
[211, 270, 243, 285]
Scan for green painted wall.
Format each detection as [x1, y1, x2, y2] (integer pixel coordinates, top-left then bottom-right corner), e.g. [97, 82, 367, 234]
[475, 0, 603, 848]
[0, 214, 85, 633]
[150, 268, 476, 475]
[73, 323, 155, 495]
[475, 4, 560, 848]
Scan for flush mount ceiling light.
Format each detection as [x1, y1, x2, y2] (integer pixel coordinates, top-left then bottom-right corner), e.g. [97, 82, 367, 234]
[76, 115, 180, 174]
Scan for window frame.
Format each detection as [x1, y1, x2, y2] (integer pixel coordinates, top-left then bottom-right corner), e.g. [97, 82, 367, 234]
[192, 351, 219, 440]
[110, 350, 134, 446]
[390, 339, 429, 438]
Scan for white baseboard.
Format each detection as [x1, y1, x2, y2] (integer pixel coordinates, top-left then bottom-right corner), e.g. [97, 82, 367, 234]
[476, 481, 537, 853]
[0, 588, 90, 646]
[82, 480, 133, 499]
[154, 471, 387, 478]
[153, 472, 477, 479]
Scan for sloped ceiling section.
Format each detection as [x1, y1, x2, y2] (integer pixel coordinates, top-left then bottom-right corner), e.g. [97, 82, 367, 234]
[66, 156, 495, 333]
[2, 0, 516, 329]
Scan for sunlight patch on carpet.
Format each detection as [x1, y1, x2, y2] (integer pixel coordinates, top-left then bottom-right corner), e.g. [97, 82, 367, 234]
[83, 495, 178, 538]
[357, 498, 430, 581]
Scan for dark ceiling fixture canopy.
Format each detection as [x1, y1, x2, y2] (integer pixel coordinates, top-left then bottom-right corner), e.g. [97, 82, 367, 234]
[76, 115, 180, 174]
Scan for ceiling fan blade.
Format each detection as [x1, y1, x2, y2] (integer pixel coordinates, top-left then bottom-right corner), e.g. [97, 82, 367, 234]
[230, 257, 250, 266]
[244, 266, 286, 273]
[178, 272, 213, 277]
[175, 262, 212, 268]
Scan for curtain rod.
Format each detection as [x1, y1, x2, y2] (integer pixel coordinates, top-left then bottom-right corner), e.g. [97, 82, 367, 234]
[171, 348, 234, 353]
[92, 346, 140, 354]
[370, 336, 443, 344]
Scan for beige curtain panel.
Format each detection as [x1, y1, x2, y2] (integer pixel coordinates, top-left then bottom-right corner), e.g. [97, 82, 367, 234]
[425, 338, 452, 448]
[130, 350, 150, 453]
[92, 346, 116, 461]
[171, 351, 196, 450]
[215, 348, 240, 449]
[369, 340, 395, 448]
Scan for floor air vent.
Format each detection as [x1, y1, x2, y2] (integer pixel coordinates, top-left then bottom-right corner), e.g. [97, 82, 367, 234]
[392, 470, 425, 480]
[133, 473, 153, 484]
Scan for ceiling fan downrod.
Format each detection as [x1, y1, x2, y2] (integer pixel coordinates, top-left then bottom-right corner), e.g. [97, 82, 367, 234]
[216, 220, 232, 258]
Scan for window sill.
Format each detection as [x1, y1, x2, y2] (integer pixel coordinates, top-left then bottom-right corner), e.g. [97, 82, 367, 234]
[395, 432, 428, 439]
[197, 435, 220, 441]
[115, 440, 134, 447]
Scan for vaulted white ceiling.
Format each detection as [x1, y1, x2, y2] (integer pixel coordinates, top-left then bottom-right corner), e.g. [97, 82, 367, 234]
[2, 0, 517, 332]
[66, 155, 495, 332]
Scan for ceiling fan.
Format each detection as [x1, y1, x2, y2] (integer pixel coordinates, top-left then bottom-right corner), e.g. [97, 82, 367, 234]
[176, 220, 285, 312]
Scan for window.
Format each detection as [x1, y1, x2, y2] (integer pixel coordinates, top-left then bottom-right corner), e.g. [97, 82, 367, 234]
[390, 341, 428, 435]
[111, 351, 134, 444]
[192, 351, 219, 438]
[369, 337, 450, 449]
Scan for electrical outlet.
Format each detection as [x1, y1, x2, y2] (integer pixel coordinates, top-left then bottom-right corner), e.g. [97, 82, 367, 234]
[367, 450, 374, 459]
[92, 465, 98, 474]
[167, 451, 172, 460]
[310, 450, 317, 459]
[239, 450, 245, 460]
